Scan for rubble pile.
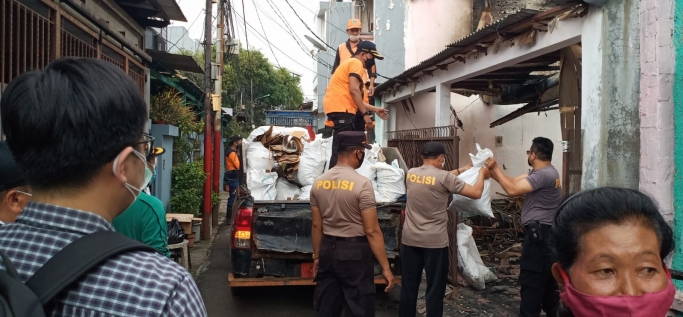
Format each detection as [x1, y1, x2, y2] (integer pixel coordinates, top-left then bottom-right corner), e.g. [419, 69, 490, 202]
[455, 196, 525, 289]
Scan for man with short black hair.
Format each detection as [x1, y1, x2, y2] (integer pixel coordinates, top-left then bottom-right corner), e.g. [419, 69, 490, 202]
[311, 131, 394, 317]
[113, 146, 171, 258]
[485, 137, 562, 317]
[0, 58, 206, 316]
[400, 142, 488, 317]
[0, 142, 31, 225]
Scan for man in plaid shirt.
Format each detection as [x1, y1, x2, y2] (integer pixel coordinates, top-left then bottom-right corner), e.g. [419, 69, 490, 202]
[0, 58, 207, 316]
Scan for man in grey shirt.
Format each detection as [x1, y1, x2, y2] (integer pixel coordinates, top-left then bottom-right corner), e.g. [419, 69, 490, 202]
[485, 137, 562, 317]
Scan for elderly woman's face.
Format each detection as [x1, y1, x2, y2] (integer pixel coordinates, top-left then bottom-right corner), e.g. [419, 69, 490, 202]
[563, 220, 668, 296]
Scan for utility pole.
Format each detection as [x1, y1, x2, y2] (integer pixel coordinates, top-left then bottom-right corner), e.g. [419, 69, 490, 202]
[250, 78, 254, 128]
[202, 0, 213, 241]
[212, 0, 225, 227]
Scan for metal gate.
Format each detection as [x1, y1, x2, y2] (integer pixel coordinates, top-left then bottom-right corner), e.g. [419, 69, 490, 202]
[387, 126, 460, 170]
[386, 125, 461, 287]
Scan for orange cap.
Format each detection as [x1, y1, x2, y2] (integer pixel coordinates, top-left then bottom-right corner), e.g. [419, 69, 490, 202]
[347, 19, 362, 30]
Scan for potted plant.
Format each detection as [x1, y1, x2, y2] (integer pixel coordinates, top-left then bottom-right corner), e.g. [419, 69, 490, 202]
[170, 161, 205, 246]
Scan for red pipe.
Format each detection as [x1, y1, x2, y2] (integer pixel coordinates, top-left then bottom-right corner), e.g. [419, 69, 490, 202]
[202, 114, 213, 241]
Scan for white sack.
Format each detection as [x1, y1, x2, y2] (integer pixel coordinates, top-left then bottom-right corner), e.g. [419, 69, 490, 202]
[448, 143, 494, 218]
[375, 159, 406, 204]
[245, 140, 274, 171]
[247, 170, 278, 200]
[299, 185, 312, 200]
[276, 178, 301, 200]
[322, 136, 334, 172]
[356, 144, 381, 181]
[247, 126, 310, 142]
[297, 138, 326, 186]
[457, 223, 497, 290]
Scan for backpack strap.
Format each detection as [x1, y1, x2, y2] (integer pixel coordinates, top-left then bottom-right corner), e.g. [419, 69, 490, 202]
[25, 231, 155, 305]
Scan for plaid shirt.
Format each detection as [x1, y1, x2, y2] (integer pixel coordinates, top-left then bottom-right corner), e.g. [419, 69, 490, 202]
[0, 202, 207, 317]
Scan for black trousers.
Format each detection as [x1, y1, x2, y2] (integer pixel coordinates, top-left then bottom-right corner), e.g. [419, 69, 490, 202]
[399, 244, 449, 317]
[519, 224, 559, 317]
[315, 235, 376, 317]
[326, 112, 360, 169]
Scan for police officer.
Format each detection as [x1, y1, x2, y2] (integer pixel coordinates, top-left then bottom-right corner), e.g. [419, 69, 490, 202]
[485, 137, 562, 317]
[400, 142, 489, 317]
[310, 131, 395, 317]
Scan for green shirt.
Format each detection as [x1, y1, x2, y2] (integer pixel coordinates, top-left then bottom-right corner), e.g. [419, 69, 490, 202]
[112, 192, 171, 258]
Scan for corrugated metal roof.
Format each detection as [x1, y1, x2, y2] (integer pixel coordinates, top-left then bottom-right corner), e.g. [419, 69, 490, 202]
[147, 49, 204, 74]
[375, 9, 542, 94]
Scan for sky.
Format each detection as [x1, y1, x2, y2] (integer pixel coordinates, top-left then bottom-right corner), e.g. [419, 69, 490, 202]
[172, 0, 326, 103]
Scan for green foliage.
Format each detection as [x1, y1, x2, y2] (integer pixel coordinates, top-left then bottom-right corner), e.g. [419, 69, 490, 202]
[170, 161, 206, 216]
[177, 46, 304, 127]
[223, 119, 251, 140]
[211, 192, 221, 206]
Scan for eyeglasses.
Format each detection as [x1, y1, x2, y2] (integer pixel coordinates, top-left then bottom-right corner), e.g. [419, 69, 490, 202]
[133, 134, 155, 157]
[526, 151, 533, 155]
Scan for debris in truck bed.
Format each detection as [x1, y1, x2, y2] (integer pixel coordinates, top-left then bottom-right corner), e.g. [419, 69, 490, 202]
[255, 126, 304, 181]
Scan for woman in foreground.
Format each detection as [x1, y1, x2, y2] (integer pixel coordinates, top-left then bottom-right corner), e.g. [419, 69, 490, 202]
[550, 187, 675, 317]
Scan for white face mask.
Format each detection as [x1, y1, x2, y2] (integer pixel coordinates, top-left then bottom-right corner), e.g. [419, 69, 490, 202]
[112, 149, 147, 210]
[441, 161, 446, 169]
[349, 35, 360, 42]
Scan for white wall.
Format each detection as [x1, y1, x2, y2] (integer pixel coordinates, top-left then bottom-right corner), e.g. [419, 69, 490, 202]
[452, 95, 563, 199]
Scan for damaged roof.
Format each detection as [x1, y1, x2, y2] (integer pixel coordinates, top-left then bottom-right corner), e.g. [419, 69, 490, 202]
[375, 4, 584, 96]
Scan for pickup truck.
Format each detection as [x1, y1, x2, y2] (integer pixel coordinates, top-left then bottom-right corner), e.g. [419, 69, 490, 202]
[228, 145, 406, 295]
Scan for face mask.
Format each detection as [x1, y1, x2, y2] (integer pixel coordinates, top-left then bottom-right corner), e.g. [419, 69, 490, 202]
[558, 266, 675, 317]
[349, 35, 360, 42]
[112, 149, 147, 209]
[527, 155, 535, 167]
[441, 161, 446, 169]
[143, 165, 154, 188]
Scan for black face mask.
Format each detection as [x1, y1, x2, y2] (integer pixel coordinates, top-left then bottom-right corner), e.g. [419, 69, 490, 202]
[356, 150, 365, 167]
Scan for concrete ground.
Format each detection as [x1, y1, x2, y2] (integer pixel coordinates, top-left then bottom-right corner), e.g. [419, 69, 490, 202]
[188, 192, 521, 316]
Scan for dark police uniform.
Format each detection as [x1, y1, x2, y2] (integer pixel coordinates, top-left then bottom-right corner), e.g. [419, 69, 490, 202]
[310, 132, 377, 317]
[518, 165, 563, 317]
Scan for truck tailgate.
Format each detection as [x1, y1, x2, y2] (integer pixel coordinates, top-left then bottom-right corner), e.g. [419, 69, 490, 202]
[252, 202, 402, 257]
[252, 203, 313, 254]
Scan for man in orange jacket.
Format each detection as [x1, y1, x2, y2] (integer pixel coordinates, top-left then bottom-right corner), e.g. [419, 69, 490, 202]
[224, 135, 242, 224]
[325, 19, 379, 137]
[323, 41, 389, 169]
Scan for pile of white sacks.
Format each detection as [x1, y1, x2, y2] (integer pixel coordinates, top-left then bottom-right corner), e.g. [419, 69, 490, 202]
[244, 126, 405, 203]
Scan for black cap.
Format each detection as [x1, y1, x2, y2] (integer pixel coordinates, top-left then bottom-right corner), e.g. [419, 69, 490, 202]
[0, 142, 26, 192]
[229, 135, 241, 144]
[357, 41, 384, 60]
[422, 141, 445, 157]
[337, 131, 372, 150]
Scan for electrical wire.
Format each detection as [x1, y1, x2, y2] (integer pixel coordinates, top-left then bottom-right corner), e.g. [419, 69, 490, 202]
[252, 0, 312, 58]
[240, 0, 249, 53]
[284, 0, 336, 51]
[252, 0, 281, 67]
[456, 97, 481, 113]
[166, 9, 205, 53]
[231, 6, 331, 80]
[265, 0, 310, 54]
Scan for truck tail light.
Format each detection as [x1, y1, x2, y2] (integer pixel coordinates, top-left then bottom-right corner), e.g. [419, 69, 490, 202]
[232, 206, 253, 249]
